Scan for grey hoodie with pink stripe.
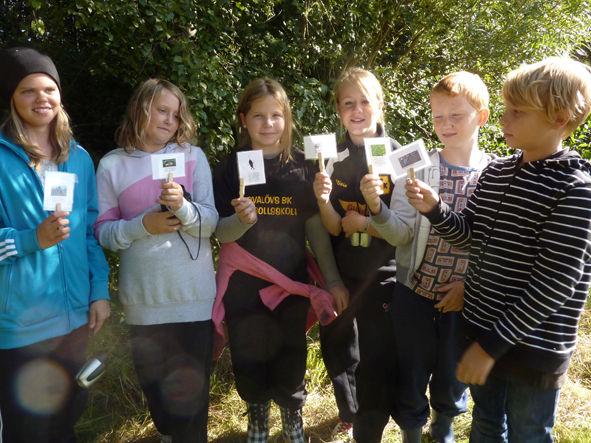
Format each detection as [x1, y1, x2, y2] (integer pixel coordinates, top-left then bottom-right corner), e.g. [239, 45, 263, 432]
[95, 143, 218, 325]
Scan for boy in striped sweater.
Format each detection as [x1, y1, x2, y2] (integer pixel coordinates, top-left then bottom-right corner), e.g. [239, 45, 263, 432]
[406, 57, 591, 441]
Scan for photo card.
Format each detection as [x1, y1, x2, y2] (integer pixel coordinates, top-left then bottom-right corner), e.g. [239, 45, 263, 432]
[364, 137, 393, 175]
[388, 139, 431, 177]
[43, 171, 76, 211]
[151, 153, 185, 180]
[237, 149, 266, 186]
[303, 133, 338, 161]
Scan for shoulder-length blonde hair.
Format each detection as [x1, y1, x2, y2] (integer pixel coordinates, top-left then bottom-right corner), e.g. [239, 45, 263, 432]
[115, 78, 196, 152]
[1, 97, 72, 165]
[236, 77, 293, 163]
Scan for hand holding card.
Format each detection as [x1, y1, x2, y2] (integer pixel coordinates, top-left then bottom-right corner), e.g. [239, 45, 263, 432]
[151, 153, 186, 212]
[159, 174, 184, 211]
[37, 209, 70, 249]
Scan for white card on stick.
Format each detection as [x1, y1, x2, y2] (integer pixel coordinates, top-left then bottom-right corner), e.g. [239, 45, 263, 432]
[151, 153, 185, 180]
[43, 171, 76, 211]
[303, 133, 338, 160]
[237, 150, 266, 186]
[364, 137, 393, 175]
[388, 139, 431, 177]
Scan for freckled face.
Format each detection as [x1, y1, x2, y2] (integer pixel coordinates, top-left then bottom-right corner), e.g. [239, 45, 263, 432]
[430, 93, 485, 150]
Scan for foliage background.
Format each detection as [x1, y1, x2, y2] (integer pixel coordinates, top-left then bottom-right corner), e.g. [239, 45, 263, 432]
[1, 0, 590, 162]
[2, 1, 591, 441]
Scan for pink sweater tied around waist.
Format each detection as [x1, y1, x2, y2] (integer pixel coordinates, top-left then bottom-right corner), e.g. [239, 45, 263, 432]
[212, 242, 337, 356]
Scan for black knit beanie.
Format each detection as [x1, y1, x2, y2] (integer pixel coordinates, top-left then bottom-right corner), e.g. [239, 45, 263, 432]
[0, 47, 61, 109]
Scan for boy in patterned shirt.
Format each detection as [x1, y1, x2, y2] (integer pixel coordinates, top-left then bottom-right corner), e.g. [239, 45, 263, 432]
[361, 71, 491, 443]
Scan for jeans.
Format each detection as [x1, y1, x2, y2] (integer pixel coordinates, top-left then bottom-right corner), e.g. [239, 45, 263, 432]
[391, 282, 467, 430]
[469, 374, 560, 443]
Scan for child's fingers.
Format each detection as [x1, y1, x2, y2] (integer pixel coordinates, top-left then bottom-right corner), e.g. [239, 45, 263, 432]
[52, 210, 70, 219]
[314, 171, 330, 181]
[233, 199, 254, 213]
[166, 216, 182, 227]
[88, 306, 98, 332]
[56, 217, 70, 227]
[161, 181, 181, 191]
[231, 197, 252, 207]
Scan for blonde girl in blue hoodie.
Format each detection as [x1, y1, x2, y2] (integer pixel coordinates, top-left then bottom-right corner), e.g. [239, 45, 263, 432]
[0, 47, 110, 443]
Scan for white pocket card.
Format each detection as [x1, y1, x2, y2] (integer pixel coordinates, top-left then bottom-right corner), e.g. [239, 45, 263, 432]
[237, 150, 266, 186]
[151, 153, 185, 180]
[364, 137, 393, 175]
[43, 171, 76, 211]
[389, 139, 431, 177]
[303, 133, 338, 161]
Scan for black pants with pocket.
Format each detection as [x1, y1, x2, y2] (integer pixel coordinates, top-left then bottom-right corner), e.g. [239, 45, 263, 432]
[321, 277, 397, 442]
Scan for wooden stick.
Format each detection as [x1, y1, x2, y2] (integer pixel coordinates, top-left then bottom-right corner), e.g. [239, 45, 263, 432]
[408, 167, 416, 181]
[167, 172, 174, 183]
[239, 178, 245, 199]
[367, 163, 374, 175]
[318, 151, 325, 173]
[55, 202, 62, 213]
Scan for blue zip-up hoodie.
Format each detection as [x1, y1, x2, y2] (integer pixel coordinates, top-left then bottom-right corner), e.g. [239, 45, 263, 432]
[0, 131, 109, 349]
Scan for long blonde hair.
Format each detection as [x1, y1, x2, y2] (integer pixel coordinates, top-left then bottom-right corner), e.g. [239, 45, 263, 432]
[1, 98, 72, 165]
[116, 78, 196, 152]
[236, 78, 293, 163]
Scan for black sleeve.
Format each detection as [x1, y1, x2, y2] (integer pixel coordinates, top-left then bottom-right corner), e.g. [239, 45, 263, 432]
[213, 152, 238, 218]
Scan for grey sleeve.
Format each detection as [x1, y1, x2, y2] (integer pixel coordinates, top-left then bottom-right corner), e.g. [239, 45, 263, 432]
[174, 147, 219, 238]
[306, 213, 343, 288]
[215, 213, 256, 243]
[371, 175, 415, 246]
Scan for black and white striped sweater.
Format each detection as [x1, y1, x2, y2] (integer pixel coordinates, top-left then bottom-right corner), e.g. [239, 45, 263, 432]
[427, 149, 591, 375]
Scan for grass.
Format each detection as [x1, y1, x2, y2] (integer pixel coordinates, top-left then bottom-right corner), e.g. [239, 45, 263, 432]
[77, 307, 591, 442]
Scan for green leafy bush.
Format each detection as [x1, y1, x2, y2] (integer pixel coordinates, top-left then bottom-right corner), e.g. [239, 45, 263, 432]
[1, 0, 590, 161]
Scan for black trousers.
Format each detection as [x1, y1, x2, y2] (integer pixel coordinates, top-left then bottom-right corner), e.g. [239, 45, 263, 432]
[129, 320, 213, 443]
[0, 326, 89, 443]
[321, 278, 397, 443]
[224, 281, 310, 411]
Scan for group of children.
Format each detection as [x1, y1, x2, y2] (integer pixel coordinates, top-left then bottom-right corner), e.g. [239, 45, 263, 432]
[0, 45, 589, 443]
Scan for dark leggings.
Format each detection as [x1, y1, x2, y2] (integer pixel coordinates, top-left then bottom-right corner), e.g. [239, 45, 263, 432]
[129, 321, 213, 443]
[0, 326, 88, 443]
[224, 283, 310, 411]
